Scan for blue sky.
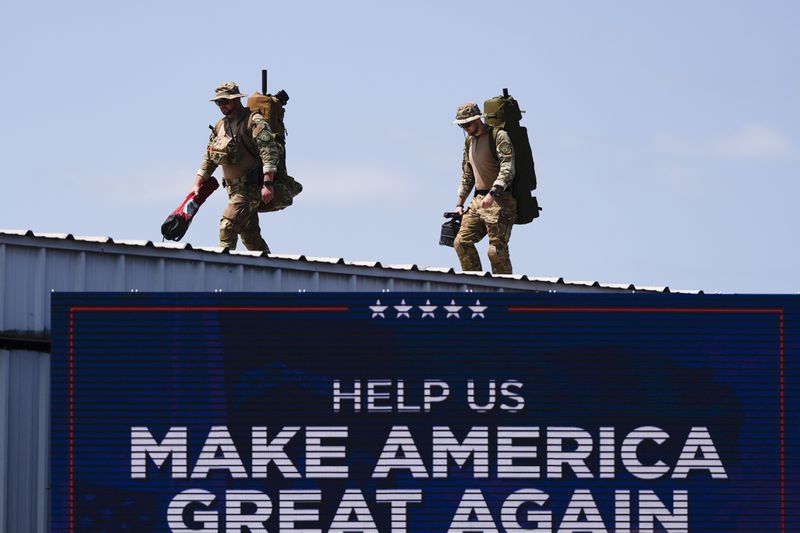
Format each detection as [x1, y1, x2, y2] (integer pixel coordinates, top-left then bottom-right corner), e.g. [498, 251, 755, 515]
[2, 1, 797, 293]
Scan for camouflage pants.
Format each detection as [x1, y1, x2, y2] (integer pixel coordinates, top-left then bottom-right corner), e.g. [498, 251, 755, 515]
[219, 182, 269, 252]
[454, 192, 516, 274]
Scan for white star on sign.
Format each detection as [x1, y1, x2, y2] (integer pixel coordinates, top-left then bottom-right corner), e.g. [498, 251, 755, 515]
[419, 299, 438, 318]
[369, 299, 387, 318]
[444, 299, 463, 318]
[469, 299, 487, 319]
[394, 299, 412, 318]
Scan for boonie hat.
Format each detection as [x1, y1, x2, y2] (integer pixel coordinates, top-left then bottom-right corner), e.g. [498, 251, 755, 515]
[210, 82, 248, 101]
[453, 102, 482, 125]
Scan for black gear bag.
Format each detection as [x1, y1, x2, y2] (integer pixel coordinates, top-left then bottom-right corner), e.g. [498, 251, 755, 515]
[439, 211, 462, 247]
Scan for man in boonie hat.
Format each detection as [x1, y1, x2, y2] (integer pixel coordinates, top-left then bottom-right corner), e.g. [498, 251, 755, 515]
[452, 102, 483, 126]
[188, 81, 281, 251]
[451, 101, 517, 274]
[210, 81, 249, 101]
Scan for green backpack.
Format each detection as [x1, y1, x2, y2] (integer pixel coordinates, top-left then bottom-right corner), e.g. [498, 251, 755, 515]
[483, 90, 541, 224]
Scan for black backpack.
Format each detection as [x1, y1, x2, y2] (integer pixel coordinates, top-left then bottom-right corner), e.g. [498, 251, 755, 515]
[483, 90, 541, 224]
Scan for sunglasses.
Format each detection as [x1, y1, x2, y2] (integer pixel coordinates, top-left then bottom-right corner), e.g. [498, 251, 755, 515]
[459, 120, 476, 129]
[215, 98, 233, 106]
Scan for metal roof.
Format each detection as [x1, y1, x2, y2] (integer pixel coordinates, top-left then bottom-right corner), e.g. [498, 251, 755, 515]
[0, 229, 700, 336]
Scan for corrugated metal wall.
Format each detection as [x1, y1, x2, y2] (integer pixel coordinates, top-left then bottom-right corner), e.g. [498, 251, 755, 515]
[0, 349, 49, 533]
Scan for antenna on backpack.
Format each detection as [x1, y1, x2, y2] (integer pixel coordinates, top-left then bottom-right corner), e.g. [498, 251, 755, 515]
[262, 69, 268, 95]
[503, 88, 509, 97]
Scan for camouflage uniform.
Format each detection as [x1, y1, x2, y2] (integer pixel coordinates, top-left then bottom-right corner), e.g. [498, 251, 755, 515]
[452, 102, 517, 274]
[197, 83, 280, 251]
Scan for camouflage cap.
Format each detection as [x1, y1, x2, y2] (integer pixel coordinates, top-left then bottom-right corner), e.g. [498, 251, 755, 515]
[452, 102, 482, 125]
[210, 82, 248, 101]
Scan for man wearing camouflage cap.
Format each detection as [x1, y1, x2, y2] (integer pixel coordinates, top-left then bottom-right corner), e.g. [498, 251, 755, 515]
[190, 82, 280, 251]
[452, 102, 517, 274]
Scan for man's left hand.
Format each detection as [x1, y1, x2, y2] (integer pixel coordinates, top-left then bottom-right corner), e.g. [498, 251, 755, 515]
[261, 185, 274, 204]
[261, 171, 276, 203]
[481, 193, 495, 209]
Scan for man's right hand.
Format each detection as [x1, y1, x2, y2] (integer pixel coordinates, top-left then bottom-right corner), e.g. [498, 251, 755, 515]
[456, 196, 466, 216]
[191, 175, 205, 196]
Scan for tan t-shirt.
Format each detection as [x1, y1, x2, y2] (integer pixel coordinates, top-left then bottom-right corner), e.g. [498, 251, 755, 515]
[468, 132, 501, 191]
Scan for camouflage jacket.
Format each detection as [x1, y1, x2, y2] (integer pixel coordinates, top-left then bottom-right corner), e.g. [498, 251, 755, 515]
[197, 108, 280, 179]
[458, 127, 515, 199]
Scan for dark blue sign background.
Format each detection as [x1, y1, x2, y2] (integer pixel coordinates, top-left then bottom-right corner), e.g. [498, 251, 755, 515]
[51, 293, 799, 532]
